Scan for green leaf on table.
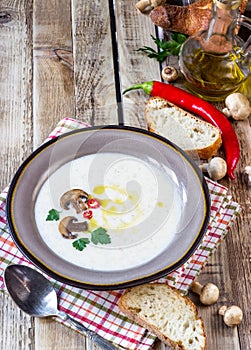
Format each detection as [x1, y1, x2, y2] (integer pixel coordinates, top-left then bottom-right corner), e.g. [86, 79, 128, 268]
[137, 33, 187, 62]
[46, 209, 61, 221]
[72, 238, 90, 251]
[91, 227, 111, 245]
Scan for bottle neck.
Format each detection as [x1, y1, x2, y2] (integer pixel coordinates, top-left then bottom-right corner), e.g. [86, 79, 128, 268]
[208, 0, 241, 35]
[203, 0, 241, 52]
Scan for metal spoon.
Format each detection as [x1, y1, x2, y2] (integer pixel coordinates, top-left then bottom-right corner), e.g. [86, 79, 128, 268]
[4, 264, 118, 350]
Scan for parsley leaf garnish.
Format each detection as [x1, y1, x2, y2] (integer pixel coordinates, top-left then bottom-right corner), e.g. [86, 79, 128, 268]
[91, 227, 111, 245]
[72, 228, 111, 252]
[46, 209, 61, 221]
[72, 238, 90, 251]
[137, 33, 187, 62]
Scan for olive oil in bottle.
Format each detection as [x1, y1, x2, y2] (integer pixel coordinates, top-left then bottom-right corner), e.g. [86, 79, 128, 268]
[180, 48, 247, 101]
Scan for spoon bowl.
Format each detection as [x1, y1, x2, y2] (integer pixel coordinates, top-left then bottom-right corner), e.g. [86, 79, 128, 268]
[4, 264, 57, 317]
[4, 264, 117, 350]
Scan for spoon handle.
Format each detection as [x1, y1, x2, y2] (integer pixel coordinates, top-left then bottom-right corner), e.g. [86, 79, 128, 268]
[58, 311, 119, 350]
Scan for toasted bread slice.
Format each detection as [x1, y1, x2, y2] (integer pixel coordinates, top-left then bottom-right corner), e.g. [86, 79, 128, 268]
[145, 97, 222, 159]
[118, 283, 206, 350]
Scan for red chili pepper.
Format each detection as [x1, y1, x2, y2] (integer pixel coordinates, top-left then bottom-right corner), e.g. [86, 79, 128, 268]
[123, 81, 240, 180]
[83, 210, 93, 220]
[87, 198, 101, 209]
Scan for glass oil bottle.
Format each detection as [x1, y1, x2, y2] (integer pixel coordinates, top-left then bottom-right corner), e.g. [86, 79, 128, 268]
[179, 0, 251, 101]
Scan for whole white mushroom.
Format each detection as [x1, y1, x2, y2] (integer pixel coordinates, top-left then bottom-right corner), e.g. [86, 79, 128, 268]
[218, 305, 243, 327]
[223, 92, 251, 120]
[191, 281, 220, 305]
[199, 157, 227, 181]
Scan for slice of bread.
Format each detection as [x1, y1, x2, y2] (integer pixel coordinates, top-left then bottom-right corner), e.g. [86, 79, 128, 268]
[118, 283, 206, 350]
[145, 96, 222, 159]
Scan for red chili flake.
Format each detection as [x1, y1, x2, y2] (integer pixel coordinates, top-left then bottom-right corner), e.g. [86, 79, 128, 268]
[83, 210, 93, 220]
[87, 198, 100, 209]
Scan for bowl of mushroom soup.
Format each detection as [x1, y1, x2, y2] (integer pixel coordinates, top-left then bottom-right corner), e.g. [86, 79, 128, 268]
[7, 126, 210, 290]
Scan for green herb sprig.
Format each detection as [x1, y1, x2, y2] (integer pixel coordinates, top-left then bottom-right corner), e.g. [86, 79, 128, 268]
[91, 227, 111, 245]
[72, 238, 90, 251]
[72, 227, 111, 251]
[46, 209, 61, 221]
[137, 33, 187, 62]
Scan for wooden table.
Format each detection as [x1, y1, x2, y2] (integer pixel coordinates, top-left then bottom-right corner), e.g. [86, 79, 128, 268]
[0, 1, 250, 349]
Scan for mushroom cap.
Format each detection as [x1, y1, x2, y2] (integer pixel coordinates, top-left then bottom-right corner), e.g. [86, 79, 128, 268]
[244, 166, 251, 186]
[199, 282, 220, 305]
[60, 189, 89, 213]
[135, 0, 165, 13]
[161, 66, 178, 82]
[244, 165, 251, 175]
[207, 157, 227, 181]
[219, 305, 243, 327]
[224, 92, 251, 120]
[59, 216, 78, 239]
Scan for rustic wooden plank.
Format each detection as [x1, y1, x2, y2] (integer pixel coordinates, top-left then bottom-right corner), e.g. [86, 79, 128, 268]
[71, 0, 117, 125]
[194, 80, 250, 349]
[0, 1, 34, 350]
[117, 0, 161, 128]
[188, 114, 251, 349]
[189, 245, 242, 350]
[0, 0, 33, 188]
[33, 0, 75, 148]
[220, 118, 251, 350]
[34, 318, 87, 350]
[1, 293, 34, 350]
[32, 1, 90, 349]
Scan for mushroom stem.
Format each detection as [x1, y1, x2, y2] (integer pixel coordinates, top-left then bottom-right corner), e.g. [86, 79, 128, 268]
[191, 281, 203, 295]
[67, 221, 88, 232]
[58, 216, 88, 239]
[218, 305, 227, 316]
[199, 163, 208, 173]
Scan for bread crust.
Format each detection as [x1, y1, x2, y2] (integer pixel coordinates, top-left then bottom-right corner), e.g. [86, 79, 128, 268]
[118, 283, 206, 350]
[149, 0, 248, 36]
[145, 96, 222, 159]
[150, 0, 212, 35]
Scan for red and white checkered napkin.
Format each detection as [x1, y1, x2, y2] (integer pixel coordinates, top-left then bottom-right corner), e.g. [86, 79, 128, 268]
[0, 118, 241, 349]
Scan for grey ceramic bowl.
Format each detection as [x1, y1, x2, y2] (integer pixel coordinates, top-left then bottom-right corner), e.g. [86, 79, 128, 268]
[7, 126, 210, 290]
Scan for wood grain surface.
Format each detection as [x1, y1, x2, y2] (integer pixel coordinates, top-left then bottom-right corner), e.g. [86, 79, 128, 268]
[0, 1, 250, 349]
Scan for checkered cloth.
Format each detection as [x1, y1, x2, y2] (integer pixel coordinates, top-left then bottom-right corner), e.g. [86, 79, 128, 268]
[0, 118, 241, 349]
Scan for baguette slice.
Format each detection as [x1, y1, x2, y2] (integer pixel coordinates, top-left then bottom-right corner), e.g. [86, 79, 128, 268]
[118, 283, 206, 350]
[145, 96, 222, 159]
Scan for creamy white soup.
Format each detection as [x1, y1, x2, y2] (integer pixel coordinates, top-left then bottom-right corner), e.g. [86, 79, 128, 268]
[34, 152, 182, 271]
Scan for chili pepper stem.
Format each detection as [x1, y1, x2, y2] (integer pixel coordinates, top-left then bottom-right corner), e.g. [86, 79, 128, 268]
[123, 81, 153, 95]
